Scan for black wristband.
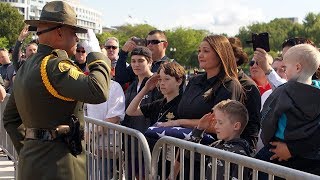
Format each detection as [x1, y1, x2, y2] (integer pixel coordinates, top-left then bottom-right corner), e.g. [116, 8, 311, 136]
[265, 69, 273, 75]
[190, 128, 205, 143]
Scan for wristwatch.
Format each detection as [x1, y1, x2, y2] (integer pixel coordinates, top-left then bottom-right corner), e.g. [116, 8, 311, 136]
[265, 68, 273, 75]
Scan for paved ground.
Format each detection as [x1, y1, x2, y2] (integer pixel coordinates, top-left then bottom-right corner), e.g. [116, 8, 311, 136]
[0, 150, 14, 180]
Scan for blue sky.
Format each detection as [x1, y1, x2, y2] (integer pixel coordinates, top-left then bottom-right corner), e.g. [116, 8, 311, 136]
[80, 0, 320, 35]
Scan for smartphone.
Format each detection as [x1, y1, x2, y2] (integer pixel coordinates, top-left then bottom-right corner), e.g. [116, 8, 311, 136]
[131, 37, 146, 46]
[28, 26, 37, 32]
[251, 32, 270, 52]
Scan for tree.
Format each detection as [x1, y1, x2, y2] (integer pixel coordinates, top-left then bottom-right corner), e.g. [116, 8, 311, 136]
[166, 27, 209, 66]
[97, 24, 156, 45]
[96, 31, 114, 45]
[0, 37, 9, 48]
[0, 2, 25, 48]
[302, 12, 320, 45]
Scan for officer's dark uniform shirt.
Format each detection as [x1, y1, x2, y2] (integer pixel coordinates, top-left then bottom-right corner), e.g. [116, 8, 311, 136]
[177, 73, 235, 119]
[3, 44, 111, 180]
[140, 94, 182, 125]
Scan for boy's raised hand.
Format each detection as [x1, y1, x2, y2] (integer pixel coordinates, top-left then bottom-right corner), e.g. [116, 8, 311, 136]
[197, 112, 216, 132]
[144, 74, 160, 92]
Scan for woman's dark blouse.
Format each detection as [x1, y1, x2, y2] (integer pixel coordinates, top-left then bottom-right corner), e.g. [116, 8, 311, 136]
[177, 73, 236, 119]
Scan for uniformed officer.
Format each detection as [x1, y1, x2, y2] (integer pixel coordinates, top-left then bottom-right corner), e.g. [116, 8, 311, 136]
[2, 1, 111, 180]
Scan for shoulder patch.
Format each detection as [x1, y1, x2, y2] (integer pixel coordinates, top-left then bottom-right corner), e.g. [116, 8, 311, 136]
[58, 60, 84, 80]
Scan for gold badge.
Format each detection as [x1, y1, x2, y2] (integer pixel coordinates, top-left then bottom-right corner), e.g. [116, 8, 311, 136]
[166, 112, 175, 121]
[58, 61, 83, 80]
[203, 88, 213, 98]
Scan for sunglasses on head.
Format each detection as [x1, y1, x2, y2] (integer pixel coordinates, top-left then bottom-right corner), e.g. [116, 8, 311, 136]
[105, 46, 118, 50]
[249, 60, 258, 66]
[76, 50, 85, 53]
[146, 40, 166, 45]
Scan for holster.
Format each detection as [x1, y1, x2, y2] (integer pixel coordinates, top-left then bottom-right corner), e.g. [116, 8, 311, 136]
[63, 114, 84, 157]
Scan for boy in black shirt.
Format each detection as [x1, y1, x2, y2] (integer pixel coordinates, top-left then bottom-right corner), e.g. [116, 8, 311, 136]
[126, 61, 185, 125]
[126, 62, 185, 178]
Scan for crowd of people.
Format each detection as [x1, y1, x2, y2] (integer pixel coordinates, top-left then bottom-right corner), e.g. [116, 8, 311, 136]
[1, 1, 320, 180]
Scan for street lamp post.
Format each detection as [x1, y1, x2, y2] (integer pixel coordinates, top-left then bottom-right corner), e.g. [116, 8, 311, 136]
[170, 47, 176, 59]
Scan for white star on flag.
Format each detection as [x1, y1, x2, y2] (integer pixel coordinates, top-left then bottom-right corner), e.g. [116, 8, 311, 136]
[148, 126, 158, 130]
[156, 130, 166, 138]
[183, 131, 192, 140]
[172, 127, 184, 130]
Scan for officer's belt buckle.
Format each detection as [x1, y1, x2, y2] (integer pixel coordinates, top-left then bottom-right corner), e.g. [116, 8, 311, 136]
[25, 125, 70, 141]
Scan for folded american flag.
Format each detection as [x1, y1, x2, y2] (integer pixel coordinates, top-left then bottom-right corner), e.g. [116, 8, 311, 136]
[145, 126, 215, 145]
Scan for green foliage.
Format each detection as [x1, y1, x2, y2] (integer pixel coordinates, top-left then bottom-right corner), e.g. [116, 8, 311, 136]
[0, 2, 24, 47]
[97, 25, 208, 67]
[96, 31, 114, 45]
[95, 12, 320, 67]
[237, 18, 298, 51]
[166, 27, 209, 66]
[97, 24, 156, 46]
[302, 12, 320, 44]
[0, 37, 9, 48]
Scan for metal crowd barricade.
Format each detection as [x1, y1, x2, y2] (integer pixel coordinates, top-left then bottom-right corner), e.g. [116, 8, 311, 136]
[0, 94, 18, 178]
[85, 117, 152, 180]
[151, 136, 320, 180]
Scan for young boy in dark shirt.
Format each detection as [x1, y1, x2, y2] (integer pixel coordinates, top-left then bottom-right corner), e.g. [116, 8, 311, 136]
[172, 99, 251, 180]
[126, 61, 185, 126]
[126, 62, 185, 178]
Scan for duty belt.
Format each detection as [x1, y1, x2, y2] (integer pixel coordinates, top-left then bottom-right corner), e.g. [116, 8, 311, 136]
[25, 125, 70, 141]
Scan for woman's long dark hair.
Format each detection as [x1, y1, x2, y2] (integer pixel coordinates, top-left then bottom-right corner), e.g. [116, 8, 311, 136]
[203, 35, 245, 102]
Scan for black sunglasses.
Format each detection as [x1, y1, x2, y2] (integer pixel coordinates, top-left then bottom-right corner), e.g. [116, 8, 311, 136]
[36, 25, 63, 36]
[249, 60, 258, 66]
[146, 40, 166, 45]
[76, 50, 85, 53]
[105, 46, 118, 50]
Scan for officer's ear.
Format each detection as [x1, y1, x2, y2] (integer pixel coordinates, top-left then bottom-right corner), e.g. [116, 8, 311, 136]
[57, 28, 63, 38]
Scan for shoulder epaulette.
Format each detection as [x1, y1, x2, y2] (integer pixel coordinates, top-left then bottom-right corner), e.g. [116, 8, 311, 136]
[40, 52, 75, 102]
[51, 49, 69, 59]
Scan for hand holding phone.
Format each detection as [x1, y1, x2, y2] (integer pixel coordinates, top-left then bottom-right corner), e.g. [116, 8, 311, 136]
[131, 37, 146, 46]
[246, 32, 270, 52]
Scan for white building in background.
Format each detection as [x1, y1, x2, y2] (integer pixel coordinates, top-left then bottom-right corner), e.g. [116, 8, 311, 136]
[0, 0, 102, 37]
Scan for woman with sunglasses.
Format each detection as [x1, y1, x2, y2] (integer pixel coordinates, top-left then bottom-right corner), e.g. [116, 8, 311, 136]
[249, 57, 272, 95]
[74, 42, 89, 74]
